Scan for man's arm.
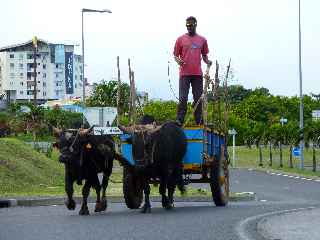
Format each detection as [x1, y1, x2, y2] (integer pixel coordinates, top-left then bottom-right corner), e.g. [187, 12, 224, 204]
[174, 56, 185, 66]
[202, 54, 212, 66]
[173, 37, 185, 66]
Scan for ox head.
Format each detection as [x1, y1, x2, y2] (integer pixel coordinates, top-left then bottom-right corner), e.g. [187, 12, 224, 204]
[119, 124, 161, 168]
[52, 126, 94, 164]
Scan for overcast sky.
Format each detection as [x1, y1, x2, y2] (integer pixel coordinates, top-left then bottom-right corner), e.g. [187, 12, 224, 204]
[1, 0, 319, 100]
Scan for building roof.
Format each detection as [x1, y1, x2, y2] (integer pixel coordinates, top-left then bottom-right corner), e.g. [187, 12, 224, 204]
[0, 39, 75, 52]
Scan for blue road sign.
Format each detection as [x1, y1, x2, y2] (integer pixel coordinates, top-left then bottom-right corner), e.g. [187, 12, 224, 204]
[293, 147, 301, 157]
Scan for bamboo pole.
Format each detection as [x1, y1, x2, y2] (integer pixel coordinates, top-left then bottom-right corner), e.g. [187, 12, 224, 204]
[131, 71, 136, 124]
[116, 56, 121, 126]
[128, 58, 132, 123]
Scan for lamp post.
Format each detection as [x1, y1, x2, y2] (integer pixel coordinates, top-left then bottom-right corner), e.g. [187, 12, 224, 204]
[81, 8, 112, 126]
[298, 0, 304, 169]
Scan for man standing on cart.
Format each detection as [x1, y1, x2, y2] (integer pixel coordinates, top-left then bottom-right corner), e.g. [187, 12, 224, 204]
[174, 16, 212, 126]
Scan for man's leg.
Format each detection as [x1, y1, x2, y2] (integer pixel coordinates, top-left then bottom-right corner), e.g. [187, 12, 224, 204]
[176, 76, 191, 125]
[191, 76, 203, 125]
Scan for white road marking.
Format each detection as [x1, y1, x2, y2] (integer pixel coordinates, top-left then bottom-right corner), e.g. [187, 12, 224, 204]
[236, 207, 316, 240]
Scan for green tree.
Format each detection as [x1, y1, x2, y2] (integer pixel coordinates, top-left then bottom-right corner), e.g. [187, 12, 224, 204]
[86, 80, 130, 114]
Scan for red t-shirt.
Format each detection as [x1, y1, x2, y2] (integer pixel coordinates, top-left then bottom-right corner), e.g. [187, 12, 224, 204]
[173, 33, 209, 77]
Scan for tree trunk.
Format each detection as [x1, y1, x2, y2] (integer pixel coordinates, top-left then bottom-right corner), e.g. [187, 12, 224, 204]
[258, 144, 263, 167]
[269, 141, 273, 166]
[289, 145, 293, 168]
[279, 141, 283, 168]
[313, 145, 316, 172]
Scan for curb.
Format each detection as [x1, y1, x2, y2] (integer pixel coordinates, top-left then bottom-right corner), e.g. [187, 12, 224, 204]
[0, 192, 256, 208]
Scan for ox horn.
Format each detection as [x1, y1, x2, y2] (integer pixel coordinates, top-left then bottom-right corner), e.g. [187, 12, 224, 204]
[118, 125, 135, 134]
[79, 125, 95, 136]
[149, 125, 162, 134]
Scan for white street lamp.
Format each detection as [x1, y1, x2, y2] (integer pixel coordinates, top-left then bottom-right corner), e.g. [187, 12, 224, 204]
[81, 8, 112, 126]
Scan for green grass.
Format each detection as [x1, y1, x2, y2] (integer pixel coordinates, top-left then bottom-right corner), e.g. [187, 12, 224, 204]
[0, 138, 64, 196]
[232, 145, 320, 177]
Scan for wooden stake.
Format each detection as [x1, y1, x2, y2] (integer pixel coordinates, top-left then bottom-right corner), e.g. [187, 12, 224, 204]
[117, 56, 121, 126]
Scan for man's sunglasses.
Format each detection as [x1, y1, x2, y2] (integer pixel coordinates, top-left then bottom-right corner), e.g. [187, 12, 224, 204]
[186, 23, 196, 27]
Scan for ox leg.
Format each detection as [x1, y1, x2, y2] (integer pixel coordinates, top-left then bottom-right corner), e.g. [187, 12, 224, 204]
[141, 182, 151, 213]
[160, 178, 172, 210]
[99, 174, 110, 211]
[94, 177, 104, 213]
[168, 175, 176, 208]
[64, 168, 76, 210]
[79, 181, 91, 215]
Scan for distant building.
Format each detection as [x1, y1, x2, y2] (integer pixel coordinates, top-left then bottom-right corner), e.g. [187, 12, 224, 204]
[0, 39, 83, 104]
[136, 91, 148, 105]
[312, 110, 320, 121]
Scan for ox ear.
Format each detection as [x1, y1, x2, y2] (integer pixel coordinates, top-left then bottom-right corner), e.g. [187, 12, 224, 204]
[118, 125, 134, 134]
[52, 126, 62, 138]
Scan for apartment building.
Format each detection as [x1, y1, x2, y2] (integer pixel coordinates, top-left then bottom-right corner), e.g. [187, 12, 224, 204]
[0, 39, 83, 104]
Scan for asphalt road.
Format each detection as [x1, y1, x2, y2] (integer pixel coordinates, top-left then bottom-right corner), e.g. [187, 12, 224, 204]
[1, 168, 320, 240]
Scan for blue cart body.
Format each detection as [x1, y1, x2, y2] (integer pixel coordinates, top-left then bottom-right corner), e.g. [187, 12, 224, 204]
[120, 127, 226, 171]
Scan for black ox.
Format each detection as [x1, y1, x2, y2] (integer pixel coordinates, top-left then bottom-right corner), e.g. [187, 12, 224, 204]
[53, 127, 119, 215]
[120, 120, 187, 213]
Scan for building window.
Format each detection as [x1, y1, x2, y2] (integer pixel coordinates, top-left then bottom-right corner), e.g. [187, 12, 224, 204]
[19, 53, 24, 60]
[20, 82, 23, 86]
[43, 73, 46, 78]
[75, 84, 77, 89]
[9, 54, 14, 58]
[27, 54, 33, 59]
[43, 92, 46, 96]
[56, 64, 59, 68]
[56, 73, 59, 78]
[10, 73, 14, 78]
[75, 75, 77, 80]
[43, 64, 46, 69]
[19, 63, 23, 69]
[10, 82, 13, 85]
[10, 63, 14, 68]
[20, 91, 23, 95]
[43, 82, 46, 87]
[20, 73, 23, 78]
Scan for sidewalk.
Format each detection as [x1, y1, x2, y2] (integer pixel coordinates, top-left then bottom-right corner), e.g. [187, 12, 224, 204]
[258, 207, 320, 240]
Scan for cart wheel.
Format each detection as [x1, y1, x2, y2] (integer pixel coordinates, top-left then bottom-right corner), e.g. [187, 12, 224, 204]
[210, 146, 229, 206]
[123, 167, 143, 209]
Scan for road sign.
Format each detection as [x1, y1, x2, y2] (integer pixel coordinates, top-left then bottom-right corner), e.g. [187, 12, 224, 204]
[228, 129, 237, 135]
[93, 127, 123, 135]
[293, 147, 301, 157]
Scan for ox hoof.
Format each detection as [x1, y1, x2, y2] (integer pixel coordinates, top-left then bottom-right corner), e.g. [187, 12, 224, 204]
[141, 205, 151, 214]
[65, 199, 76, 210]
[94, 199, 107, 212]
[79, 206, 90, 215]
[165, 203, 174, 210]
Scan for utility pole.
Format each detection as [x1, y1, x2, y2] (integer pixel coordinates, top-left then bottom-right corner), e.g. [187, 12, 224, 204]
[32, 36, 38, 105]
